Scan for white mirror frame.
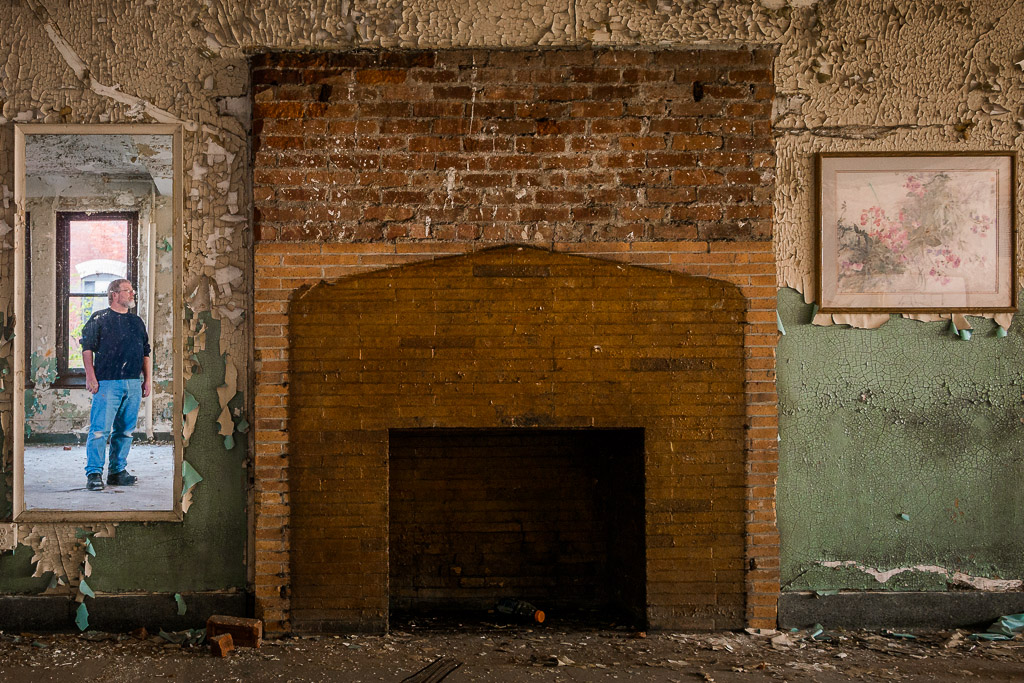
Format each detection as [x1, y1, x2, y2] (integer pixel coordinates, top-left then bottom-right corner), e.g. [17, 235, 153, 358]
[12, 123, 184, 522]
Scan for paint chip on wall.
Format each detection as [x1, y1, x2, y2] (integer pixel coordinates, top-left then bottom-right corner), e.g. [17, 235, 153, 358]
[175, 592, 186, 615]
[181, 461, 204, 513]
[75, 602, 89, 631]
[0, 524, 17, 552]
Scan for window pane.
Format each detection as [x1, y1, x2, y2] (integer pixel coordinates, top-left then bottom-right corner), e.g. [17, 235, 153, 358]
[68, 295, 110, 370]
[68, 220, 128, 293]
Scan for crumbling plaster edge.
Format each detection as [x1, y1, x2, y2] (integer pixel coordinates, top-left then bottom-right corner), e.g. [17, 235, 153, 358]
[818, 560, 1024, 592]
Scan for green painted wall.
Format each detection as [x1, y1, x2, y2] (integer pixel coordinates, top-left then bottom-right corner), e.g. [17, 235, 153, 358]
[0, 314, 246, 594]
[777, 288, 1024, 592]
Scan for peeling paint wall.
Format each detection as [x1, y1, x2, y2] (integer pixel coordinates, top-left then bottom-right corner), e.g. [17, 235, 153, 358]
[777, 289, 1024, 593]
[0, 0, 250, 608]
[2, 0, 1023, 622]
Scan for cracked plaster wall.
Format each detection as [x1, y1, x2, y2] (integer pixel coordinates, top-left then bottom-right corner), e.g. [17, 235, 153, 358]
[777, 289, 1024, 593]
[2, 0, 1023, 607]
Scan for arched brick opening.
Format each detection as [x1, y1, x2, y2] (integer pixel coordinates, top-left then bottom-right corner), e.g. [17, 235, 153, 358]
[287, 246, 748, 632]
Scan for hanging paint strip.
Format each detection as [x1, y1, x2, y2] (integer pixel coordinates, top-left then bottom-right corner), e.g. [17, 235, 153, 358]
[181, 461, 204, 513]
[75, 602, 89, 631]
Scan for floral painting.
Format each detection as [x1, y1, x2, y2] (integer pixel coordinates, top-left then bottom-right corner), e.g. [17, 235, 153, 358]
[818, 154, 1015, 311]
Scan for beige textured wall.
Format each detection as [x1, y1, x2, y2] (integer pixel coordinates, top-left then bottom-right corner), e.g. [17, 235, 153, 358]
[2, 0, 1020, 348]
[1, 0, 1022, 573]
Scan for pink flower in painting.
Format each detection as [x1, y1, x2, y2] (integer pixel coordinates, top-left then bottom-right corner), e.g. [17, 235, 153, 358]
[841, 261, 864, 273]
[969, 211, 992, 236]
[927, 247, 963, 285]
[904, 175, 926, 198]
[861, 206, 909, 253]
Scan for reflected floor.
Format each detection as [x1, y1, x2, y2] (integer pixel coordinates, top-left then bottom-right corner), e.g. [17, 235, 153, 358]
[24, 442, 174, 511]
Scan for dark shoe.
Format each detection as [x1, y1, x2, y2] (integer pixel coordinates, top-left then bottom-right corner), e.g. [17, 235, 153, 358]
[107, 470, 138, 486]
[86, 473, 105, 491]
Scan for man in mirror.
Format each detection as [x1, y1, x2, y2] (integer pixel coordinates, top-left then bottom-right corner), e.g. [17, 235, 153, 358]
[81, 279, 152, 491]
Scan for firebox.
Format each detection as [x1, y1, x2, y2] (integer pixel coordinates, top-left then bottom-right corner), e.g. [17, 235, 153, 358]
[389, 428, 646, 625]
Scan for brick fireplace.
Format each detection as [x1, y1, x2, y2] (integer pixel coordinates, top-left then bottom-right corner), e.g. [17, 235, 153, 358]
[250, 48, 780, 633]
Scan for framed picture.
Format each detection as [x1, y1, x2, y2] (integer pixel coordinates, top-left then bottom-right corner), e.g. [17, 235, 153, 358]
[817, 152, 1016, 312]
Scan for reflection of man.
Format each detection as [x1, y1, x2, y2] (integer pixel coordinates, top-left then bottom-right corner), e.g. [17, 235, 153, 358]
[81, 279, 152, 491]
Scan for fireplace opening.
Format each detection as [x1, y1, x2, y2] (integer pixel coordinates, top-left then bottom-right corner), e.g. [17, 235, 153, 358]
[389, 428, 647, 627]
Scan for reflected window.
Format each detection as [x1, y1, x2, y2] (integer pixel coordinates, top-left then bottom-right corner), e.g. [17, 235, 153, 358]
[55, 212, 138, 385]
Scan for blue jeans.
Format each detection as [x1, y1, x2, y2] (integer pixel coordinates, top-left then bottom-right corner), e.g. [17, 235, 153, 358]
[85, 379, 142, 476]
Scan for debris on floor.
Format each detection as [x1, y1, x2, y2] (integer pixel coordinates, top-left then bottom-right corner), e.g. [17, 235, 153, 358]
[494, 598, 545, 624]
[401, 656, 462, 682]
[972, 613, 1024, 641]
[206, 614, 263, 648]
[1, 621, 1023, 681]
[209, 633, 234, 658]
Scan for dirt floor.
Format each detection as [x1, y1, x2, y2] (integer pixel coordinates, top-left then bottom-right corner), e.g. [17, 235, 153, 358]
[2, 617, 1024, 682]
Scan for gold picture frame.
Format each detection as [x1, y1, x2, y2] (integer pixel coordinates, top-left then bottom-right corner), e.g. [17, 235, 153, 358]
[12, 123, 184, 522]
[816, 152, 1017, 313]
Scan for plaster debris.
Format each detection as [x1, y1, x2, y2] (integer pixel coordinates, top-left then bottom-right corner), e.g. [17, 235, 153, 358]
[0, 523, 17, 551]
[20, 524, 116, 587]
[214, 265, 244, 294]
[820, 561, 1024, 591]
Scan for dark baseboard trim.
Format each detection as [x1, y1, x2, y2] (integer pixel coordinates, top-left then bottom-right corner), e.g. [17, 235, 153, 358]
[0, 591, 250, 633]
[779, 591, 1024, 630]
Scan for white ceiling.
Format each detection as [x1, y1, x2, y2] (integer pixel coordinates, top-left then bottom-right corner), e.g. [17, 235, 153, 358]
[25, 133, 175, 196]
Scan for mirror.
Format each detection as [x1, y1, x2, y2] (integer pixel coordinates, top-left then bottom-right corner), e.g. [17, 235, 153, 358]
[13, 124, 183, 521]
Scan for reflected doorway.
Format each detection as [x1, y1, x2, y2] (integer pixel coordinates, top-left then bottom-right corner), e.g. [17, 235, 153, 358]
[15, 125, 182, 518]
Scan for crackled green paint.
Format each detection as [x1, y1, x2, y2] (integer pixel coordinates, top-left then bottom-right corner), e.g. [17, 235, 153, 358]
[23, 389, 44, 421]
[777, 288, 1024, 592]
[29, 353, 57, 387]
[0, 314, 245, 593]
